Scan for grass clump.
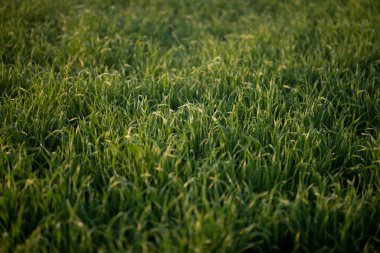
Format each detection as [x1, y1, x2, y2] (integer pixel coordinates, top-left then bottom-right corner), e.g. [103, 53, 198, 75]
[1, 0, 380, 252]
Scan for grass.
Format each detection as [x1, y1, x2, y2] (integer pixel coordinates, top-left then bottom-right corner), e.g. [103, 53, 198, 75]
[0, 0, 380, 252]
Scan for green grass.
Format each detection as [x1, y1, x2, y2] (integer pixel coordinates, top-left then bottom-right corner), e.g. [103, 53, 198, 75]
[1, 0, 380, 252]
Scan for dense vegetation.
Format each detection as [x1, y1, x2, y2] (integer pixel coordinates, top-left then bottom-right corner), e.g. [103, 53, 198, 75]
[1, 0, 379, 252]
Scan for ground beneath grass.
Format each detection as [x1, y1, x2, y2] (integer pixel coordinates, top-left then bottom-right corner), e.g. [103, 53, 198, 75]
[1, 0, 380, 252]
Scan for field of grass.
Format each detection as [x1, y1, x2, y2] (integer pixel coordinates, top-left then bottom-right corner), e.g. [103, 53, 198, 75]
[1, 0, 380, 252]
